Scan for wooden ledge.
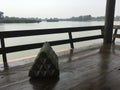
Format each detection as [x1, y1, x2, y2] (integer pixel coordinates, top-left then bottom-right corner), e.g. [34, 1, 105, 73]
[113, 34, 120, 38]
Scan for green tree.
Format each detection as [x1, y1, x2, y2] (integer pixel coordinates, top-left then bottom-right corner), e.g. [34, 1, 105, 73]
[0, 11, 4, 19]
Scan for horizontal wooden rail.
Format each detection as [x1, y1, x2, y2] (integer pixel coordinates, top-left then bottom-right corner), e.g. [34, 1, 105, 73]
[0, 25, 104, 67]
[0, 26, 103, 38]
[0, 35, 103, 54]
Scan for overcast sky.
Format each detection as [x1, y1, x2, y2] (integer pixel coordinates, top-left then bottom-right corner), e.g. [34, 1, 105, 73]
[0, 0, 120, 18]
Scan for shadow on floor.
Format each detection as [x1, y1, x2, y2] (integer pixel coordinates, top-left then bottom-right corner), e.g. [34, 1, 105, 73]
[29, 78, 59, 90]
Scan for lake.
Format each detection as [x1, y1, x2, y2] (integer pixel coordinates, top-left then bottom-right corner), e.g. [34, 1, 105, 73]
[0, 21, 120, 63]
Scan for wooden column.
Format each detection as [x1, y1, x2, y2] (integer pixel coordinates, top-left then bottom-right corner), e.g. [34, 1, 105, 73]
[1, 37, 8, 68]
[104, 0, 116, 44]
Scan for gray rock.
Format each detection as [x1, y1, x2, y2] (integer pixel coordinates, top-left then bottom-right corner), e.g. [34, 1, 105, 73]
[29, 42, 59, 79]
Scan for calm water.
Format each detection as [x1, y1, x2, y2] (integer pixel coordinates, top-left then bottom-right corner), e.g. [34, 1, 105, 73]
[0, 21, 120, 63]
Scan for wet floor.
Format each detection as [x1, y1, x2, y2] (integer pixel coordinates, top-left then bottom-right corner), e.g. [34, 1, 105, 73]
[0, 43, 120, 90]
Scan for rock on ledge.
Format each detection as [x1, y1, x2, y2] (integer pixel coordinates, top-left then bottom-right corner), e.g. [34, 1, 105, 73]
[29, 42, 59, 79]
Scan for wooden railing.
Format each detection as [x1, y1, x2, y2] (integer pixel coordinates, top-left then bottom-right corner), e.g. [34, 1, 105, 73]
[113, 25, 120, 43]
[0, 26, 104, 67]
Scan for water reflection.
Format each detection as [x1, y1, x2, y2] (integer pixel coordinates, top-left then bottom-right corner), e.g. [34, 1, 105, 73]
[87, 44, 112, 90]
[68, 48, 74, 62]
[98, 44, 111, 90]
[0, 23, 5, 31]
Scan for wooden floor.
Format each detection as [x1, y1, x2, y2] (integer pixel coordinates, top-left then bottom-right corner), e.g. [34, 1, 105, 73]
[0, 43, 120, 90]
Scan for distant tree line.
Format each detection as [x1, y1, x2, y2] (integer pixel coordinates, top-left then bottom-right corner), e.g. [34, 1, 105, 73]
[64, 15, 92, 21]
[1, 11, 120, 23]
[0, 11, 41, 23]
[114, 16, 120, 21]
[0, 11, 4, 19]
[92, 16, 105, 21]
[48, 15, 120, 22]
[2, 16, 41, 23]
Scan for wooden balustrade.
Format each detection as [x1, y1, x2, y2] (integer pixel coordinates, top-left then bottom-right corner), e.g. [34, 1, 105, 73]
[0, 26, 104, 67]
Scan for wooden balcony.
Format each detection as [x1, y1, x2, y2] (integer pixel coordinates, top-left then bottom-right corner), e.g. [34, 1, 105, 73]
[0, 26, 104, 67]
[0, 43, 120, 90]
[0, 25, 120, 90]
[0, 0, 119, 89]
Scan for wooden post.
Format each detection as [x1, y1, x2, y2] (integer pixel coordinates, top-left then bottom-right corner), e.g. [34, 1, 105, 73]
[68, 32, 74, 48]
[112, 29, 118, 43]
[0, 37, 8, 68]
[104, 0, 116, 44]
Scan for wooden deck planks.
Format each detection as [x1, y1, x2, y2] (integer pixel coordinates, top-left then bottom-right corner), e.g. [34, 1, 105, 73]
[0, 44, 120, 90]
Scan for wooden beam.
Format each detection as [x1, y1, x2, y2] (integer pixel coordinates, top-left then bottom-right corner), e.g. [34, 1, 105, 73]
[104, 0, 116, 44]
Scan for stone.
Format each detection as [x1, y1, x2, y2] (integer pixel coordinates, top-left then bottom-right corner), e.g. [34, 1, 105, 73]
[29, 42, 59, 79]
